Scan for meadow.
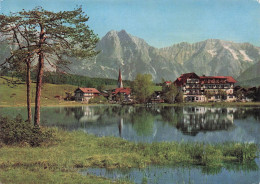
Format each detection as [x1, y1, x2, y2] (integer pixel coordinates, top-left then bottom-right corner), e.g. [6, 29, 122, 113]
[0, 127, 258, 184]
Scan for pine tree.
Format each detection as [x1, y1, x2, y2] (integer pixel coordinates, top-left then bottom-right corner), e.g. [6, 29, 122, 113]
[0, 6, 99, 126]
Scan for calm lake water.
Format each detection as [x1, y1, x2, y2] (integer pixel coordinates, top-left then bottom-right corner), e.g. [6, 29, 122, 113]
[1, 105, 260, 184]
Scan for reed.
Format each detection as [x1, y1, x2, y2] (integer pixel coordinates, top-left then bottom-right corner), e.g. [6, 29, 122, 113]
[0, 128, 258, 183]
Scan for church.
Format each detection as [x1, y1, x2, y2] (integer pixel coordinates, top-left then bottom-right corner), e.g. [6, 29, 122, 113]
[111, 69, 131, 102]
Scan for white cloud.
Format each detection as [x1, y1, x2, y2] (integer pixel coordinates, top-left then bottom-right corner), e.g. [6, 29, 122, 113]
[255, 0, 260, 4]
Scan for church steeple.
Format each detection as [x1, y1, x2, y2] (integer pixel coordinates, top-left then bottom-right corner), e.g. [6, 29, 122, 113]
[118, 68, 123, 88]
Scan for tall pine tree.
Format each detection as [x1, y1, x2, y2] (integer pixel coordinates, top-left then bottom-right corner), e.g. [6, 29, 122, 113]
[0, 6, 99, 126]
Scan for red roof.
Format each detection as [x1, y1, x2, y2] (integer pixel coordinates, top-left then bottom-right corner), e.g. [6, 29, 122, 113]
[165, 81, 172, 84]
[113, 88, 131, 95]
[173, 72, 199, 86]
[76, 88, 100, 94]
[200, 76, 237, 83]
[174, 72, 237, 86]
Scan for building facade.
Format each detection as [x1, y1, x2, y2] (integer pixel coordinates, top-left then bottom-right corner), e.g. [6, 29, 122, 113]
[74, 88, 100, 102]
[174, 73, 237, 102]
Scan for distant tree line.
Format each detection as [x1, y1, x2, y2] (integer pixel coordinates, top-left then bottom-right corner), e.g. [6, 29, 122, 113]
[1, 70, 132, 91]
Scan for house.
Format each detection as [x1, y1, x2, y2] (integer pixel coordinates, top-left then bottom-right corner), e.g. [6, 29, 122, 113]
[174, 72, 237, 102]
[164, 81, 172, 87]
[74, 88, 100, 102]
[112, 87, 131, 102]
[150, 91, 164, 103]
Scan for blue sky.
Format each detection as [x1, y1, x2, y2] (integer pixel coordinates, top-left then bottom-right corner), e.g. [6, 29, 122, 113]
[1, 0, 260, 48]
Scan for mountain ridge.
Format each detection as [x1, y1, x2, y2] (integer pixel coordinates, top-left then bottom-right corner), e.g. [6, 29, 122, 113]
[1, 29, 259, 84]
[69, 29, 260, 82]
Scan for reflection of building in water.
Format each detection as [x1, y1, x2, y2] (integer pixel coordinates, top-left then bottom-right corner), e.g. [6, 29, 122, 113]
[79, 106, 100, 123]
[176, 107, 236, 136]
[118, 118, 123, 137]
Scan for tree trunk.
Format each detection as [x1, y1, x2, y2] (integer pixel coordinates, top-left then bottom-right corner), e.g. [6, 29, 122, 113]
[26, 60, 32, 123]
[34, 24, 45, 126]
[34, 52, 44, 126]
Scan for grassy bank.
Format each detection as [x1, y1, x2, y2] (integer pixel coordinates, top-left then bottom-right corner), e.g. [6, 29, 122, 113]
[0, 76, 77, 107]
[0, 128, 258, 184]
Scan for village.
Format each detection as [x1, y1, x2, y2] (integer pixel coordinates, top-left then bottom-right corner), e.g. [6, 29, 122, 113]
[73, 69, 259, 104]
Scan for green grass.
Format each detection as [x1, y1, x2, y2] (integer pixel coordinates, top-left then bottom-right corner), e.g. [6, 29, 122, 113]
[0, 76, 78, 106]
[152, 85, 162, 91]
[0, 128, 258, 183]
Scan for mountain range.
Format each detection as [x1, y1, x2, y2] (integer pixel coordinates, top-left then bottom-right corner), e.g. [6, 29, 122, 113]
[1, 30, 259, 86]
[69, 30, 260, 85]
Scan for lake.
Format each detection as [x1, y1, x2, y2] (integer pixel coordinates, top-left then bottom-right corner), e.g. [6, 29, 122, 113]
[0, 105, 259, 184]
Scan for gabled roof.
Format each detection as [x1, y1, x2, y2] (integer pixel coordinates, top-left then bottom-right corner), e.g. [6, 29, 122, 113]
[75, 88, 100, 93]
[165, 81, 172, 84]
[173, 72, 199, 86]
[113, 88, 131, 95]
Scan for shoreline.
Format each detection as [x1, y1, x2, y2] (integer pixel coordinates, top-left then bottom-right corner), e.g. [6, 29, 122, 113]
[1, 101, 260, 108]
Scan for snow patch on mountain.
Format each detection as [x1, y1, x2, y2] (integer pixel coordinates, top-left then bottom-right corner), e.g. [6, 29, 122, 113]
[207, 49, 217, 57]
[223, 45, 238, 60]
[239, 50, 253, 62]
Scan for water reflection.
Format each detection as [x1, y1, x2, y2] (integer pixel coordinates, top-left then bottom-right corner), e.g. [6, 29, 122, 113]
[58, 106, 238, 138]
[176, 107, 235, 136]
[118, 118, 123, 137]
[81, 160, 260, 184]
[0, 105, 259, 144]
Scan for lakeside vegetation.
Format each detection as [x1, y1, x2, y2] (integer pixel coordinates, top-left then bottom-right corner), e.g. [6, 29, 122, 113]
[0, 122, 258, 184]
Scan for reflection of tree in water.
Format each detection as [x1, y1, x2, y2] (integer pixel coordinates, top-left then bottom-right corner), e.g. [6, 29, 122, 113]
[131, 108, 155, 136]
[160, 107, 183, 126]
[72, 107, 85, 121]
[233, 107, 260, 122]
[118, 118, 123, 137]
[201, 160, 259, 175]
[95, 106, 133, 125]
[175, 107, 235, 136]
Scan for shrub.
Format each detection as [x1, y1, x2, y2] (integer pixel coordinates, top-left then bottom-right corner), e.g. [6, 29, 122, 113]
[222, 143, 258, 162]
[0, 115, 54, 147]
[89, 96, 108, 104]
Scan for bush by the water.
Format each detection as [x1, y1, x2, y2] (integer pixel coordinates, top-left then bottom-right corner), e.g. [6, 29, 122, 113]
[0, 115, 54, 147]
[89, 96, 108, 104]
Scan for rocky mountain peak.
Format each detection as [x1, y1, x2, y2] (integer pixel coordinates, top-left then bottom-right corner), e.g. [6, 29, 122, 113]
[68, 30, 260, 83]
